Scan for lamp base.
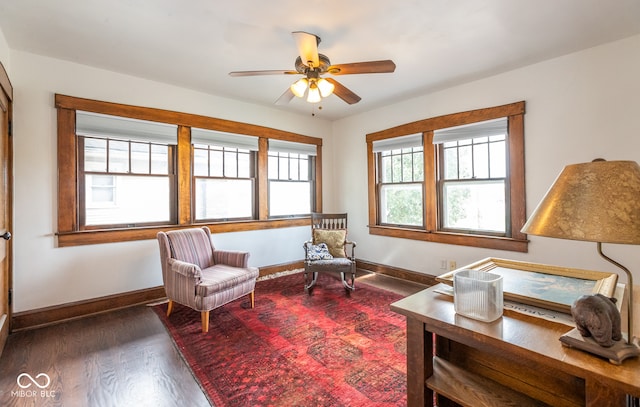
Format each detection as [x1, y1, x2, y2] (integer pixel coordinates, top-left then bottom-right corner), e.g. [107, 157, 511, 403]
[560, 328, 640, 365]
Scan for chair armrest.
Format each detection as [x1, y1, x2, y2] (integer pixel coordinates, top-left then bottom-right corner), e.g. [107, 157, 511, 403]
[168, 258, 202, 279]
[213, 250, 250, 268]
[165, 258, 201, 304]
[345, 240, 356, 259]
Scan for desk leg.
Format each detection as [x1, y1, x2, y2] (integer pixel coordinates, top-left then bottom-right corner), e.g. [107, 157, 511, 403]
[406, 317, 433, 406]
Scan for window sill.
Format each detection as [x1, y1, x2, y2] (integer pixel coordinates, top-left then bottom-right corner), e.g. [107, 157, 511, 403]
[57, 217, 311, 247]
[368, 225, 528, 253]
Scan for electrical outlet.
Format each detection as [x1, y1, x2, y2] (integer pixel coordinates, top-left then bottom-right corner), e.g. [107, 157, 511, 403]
[439, 259, 448, 270]
[449, 260, 457, 271]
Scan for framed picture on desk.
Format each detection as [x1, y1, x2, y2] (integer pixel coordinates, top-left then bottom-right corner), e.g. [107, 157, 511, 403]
[436, 257, 619, 313]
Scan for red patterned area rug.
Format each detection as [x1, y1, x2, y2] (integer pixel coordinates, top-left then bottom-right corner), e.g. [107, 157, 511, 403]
[152, 272, 407, 407]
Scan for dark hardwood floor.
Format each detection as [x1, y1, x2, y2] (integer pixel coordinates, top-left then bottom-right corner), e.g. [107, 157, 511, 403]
[0, 272, 426, 407]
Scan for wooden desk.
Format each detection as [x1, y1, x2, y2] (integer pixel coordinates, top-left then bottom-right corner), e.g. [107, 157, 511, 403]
[391, 284, 640, 407]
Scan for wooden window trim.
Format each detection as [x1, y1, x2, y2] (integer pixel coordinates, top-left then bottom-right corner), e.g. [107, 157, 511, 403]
[56, 94, 322, 247]
[366, 101, 528, 253]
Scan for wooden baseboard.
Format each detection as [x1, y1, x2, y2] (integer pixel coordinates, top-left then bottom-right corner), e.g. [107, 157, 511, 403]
[12, 286, 167, 332]
[11, 259, 435, 332]
[356, 259, 438, 287]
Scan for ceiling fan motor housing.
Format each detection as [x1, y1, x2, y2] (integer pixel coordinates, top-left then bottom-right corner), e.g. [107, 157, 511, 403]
[295, 54, 332, 75]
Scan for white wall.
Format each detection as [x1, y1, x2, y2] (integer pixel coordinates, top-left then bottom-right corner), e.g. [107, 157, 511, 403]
[10, 50, 333, 312]
[0, 25, 9, 74]
[8, 34, 640, 312]
[332, 34, 640, 284]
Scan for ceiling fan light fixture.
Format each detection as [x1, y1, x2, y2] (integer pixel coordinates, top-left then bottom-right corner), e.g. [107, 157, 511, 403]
[307, 82, 322, 103]
[317, 78, 335, 97]
[290, 78, 308, 98]
[229, 31, 395, 106]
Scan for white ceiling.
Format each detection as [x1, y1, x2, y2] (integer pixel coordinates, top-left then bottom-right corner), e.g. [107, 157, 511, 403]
[0, 0, 639, 120]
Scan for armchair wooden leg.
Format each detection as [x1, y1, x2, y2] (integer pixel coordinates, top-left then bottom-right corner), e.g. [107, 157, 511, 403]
[201, 311, 210, 333]
[166, 300, 174, 317]
[249, 291, 255, 309]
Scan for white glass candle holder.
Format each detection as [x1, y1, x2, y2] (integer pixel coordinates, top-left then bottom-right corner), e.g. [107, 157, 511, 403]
[454, 269, 503, 322]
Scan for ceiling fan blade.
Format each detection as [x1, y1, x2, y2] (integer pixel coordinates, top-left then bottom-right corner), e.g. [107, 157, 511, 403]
[328, 60, 396, 75]
[325, 78, 361, 105]
[292, 31, 320, 68]
[229, 70, 298, 77]
[275, 88, 295, 105]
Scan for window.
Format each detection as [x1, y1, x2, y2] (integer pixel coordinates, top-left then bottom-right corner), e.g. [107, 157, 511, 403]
[366, 102, 527, 252]
[76, 111, 177, 229]
[56, 94, 322, 246]
[373, 134, 424, 227]
[268, 140, 316, 217]
[435, 118, 508, 235]
[191, 128, 258, 221]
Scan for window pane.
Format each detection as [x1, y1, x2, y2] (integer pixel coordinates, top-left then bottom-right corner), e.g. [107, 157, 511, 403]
[84, 175, 171, 226]
[84, 138, 107, 172]
[151, 144, 169, 175]
[224, 151, 237, 177]
[131, 143, 150, 174]
[489, 140, 506, 177]
[289, 157, 300, 181]
[238, 152, 250, 178]
[473, 142, 489, 178]
[299, 157, 309, 181]
[109, 140, 129, 172]
[402, 153, 413, 182]
[195, 178, 253, 220]
[269, 181, 311, 216]
[442, 180, 505, 233]
[381, 155, 392, 182]
[193, 148, 208, 176]
[413, 151, 424, 181]
[380, 183, 423, 226]
[268, 155, 278, 179]
[210, 149, 223, 177]
[444, 147, 457, 179]
[278, 155, 289, 179]
[458, 145, 472, 179]
[392, 155, 402, 182]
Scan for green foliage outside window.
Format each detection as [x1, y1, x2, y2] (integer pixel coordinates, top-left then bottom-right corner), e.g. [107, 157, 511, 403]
[384, 186, 423, 226]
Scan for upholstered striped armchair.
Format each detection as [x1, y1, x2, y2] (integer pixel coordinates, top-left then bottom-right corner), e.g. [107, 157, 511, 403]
[157, 227, 259, 333]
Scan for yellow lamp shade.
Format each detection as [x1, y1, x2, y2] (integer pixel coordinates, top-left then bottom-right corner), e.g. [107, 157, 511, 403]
[522, 160, 640, 244]
[307, 82, 321, 103]
[317, 78, 335, 97]
[290, 78, 308, 98]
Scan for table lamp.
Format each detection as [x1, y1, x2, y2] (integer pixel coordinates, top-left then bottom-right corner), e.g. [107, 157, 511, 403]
[521, 159, 640, 364]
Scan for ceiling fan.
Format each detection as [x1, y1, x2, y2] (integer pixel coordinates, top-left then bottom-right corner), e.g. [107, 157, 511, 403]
[229, 31, 396, 105]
